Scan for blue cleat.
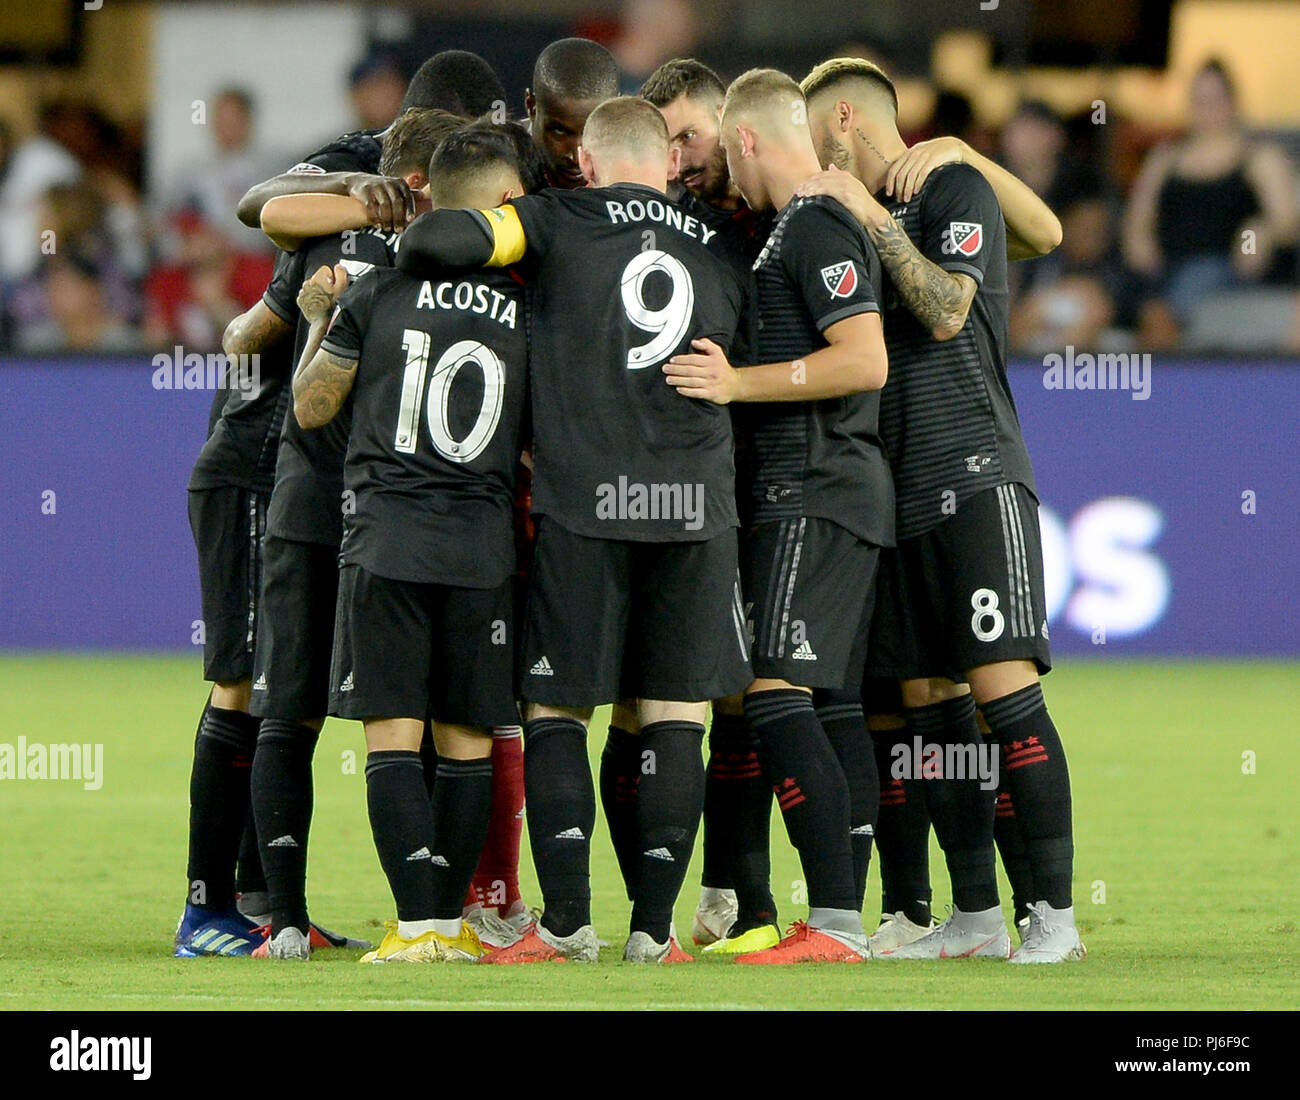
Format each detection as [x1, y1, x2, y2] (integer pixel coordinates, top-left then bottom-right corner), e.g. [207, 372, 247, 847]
[173, 904, 267, 957]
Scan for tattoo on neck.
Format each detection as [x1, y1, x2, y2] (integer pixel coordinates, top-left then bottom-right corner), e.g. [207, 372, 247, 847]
[855, 128, 892, 172]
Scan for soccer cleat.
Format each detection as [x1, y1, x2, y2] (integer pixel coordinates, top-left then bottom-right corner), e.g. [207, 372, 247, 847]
[479, 921, 600, 964]
[877, 906, 1011, 960]
[1008, 902, 1086, 964]
[701, 923, 781, 955]
[691, 889, 739, 945]
[308, 921, 372, 950]
[623, 925, 694, 963]
[867, 911, 937, 955]
[733, 921, 870, 964]
[500, 900, 539, 935]
[252, 926, 311, 960]
[173, 904, 266, 958]
[358, 921, 485, 964]
[463, 904, 524, 950]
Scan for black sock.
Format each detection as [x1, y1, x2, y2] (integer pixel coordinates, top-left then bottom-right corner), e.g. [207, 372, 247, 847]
[186, 704, 260, 911]
[815, 690, 878, 912]
[871, 724, 933, 926]
[235, 807, 266, 899]
[365, 750, 436, 921]
[598, 725, 640, 901]
[251, 718, 320, 935]
[418, 722, 438, 799]
[986, 734, 1035, 924]
[907, 695, 999, 913]
[524, 717, 594, 938]
[981, 683, 1074, 909]
[706, 712, 776, 931]
[631, 721, 705, 942]
[745, 689, 857, 913]
[430, 758, 494, 920]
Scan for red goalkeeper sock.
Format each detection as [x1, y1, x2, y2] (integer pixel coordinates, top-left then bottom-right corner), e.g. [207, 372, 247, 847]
[471, 725, 525, 911]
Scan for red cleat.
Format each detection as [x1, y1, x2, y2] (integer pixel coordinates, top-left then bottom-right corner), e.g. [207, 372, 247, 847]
[734, 921, 869, 964]
[663, 936, 695, 963]
[478, 922, 599, 964]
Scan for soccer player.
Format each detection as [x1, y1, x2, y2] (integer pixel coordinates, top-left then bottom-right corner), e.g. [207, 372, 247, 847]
[291, 127, 532, 964]
[396, 96, 753, 964]
[236, 50, 508, 232]
[799, 57, 1084, 962]
[237, 108, 461, 960]
[525, 38, 620, 189]
[664, 68, 891, 964]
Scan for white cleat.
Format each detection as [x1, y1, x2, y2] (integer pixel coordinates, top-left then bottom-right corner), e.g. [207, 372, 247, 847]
[877, 906, 1011, 959]
[266, 927, 311, 960]
[1008, 902, 1086, 964]
[867, 911, 936, 955]
[623, 923, 693, 963]
[463, 905, 524, 950]
[691, 888, 738, 946]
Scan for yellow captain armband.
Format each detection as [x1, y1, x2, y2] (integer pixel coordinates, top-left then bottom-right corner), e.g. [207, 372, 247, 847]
[481, 204, 528, 266]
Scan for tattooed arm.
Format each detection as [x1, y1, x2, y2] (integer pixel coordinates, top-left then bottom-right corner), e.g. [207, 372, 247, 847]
[292, 265, 356, 429]
[222, 301, 292, 357]
[796, 165, 977, 341]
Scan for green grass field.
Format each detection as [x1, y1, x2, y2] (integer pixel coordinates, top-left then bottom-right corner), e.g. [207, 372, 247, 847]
[1, 655, 1296, 1010]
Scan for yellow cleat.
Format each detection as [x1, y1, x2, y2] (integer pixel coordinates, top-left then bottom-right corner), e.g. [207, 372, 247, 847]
[701, 923, 781, 955]
[359, 921, 486, 964]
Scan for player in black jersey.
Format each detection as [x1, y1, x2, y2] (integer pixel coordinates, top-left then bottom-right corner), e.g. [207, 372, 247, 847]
[236, 50, 507, 232]
[664, 69, 890, 964]
[397, 96, 752, 964]
[243, 110, 460, 960]
[173, 110, 457, 960]
[800, 58, 1084, 963]
[526, 38, 620, 190]
[289, 129, 531, 964]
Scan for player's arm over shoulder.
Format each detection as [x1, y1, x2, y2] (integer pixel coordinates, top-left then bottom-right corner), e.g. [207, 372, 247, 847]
[397, 203, 530, 276]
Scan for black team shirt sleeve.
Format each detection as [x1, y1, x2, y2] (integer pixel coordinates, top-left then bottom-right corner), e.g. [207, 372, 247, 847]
[740, 196, 894, 547]
[878, 163, 1034, 540]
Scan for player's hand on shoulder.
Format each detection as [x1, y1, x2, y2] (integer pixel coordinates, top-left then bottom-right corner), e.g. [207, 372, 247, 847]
[664, 338, 740, 405]
[345, 172, 416, 232]
[297, 264, 349, 323]
[795, 164, 885, 229]
[886, 136, 964, 202]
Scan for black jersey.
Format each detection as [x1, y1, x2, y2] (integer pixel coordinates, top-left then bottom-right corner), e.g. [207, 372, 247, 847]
[877, 162, 1035, 539]
[737, 194, 894, 548]
[508, 184, 749, 542]
[262, 227, 399, 546]
[321, 266, 528, 588]
[188, 132, 384, 495]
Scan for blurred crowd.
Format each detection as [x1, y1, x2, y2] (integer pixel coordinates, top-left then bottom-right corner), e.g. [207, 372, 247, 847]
[0, 42, 1296, 357]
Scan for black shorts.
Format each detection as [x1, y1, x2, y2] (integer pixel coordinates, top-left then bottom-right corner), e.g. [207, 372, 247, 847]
[329, 564, 518, 727]
[867, 482, 1052, 680]
[249, 535, 339, 720]
[188, 486, 267, 683]
[743, 517, 880, 690]
[519, 520, 751, 707]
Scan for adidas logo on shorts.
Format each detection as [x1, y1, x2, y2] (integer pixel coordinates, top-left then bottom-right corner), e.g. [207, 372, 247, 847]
[555, 827, 585, 840]
[252, 673, 267, 691]
[267, 834, 298, 848]
[529, 656, 554, 676]
[406, 846, 431, 862]
[430, 853, 450, 867]
[339, 671, 354, 692]
[643, 847, 674, 862]
[792, 640, 818, 661]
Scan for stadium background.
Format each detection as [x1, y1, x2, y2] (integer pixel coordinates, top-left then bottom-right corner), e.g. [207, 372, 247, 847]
[0, 0, 1296, 1011]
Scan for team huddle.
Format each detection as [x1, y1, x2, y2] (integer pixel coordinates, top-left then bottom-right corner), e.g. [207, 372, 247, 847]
[175, 38, 1086, 967]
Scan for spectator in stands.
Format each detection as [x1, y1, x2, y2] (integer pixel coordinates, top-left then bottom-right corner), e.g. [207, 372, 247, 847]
[1122, 58, 1298, 340]
[142, 210, 270, 353]
[0, 111, 83, 287]
[349, 50, 410, 130]
[610, 0, 700, 94]
[168, 87, 280, 255]
[16, 251, 141, 353]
